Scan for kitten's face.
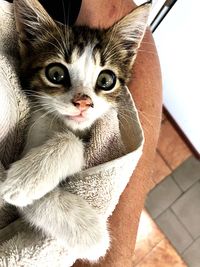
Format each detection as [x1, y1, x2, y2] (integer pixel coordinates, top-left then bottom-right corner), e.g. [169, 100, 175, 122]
[15, 0, 150, 131]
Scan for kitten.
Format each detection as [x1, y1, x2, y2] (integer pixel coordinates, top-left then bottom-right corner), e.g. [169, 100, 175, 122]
[1, 0, 150, 261]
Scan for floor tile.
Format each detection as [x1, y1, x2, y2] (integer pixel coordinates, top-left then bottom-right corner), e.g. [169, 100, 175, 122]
[182, 237, 200, 267]
[145, 175, 182, 219]
[156, 209, 193, 254]
[133, 210, 164, 265]
[157, 120, 191, 170]
[152, 152, 171, 185]
[172, 156, 200, 191]
[134, 239, 187, 267]
[171, 182, 200, 239]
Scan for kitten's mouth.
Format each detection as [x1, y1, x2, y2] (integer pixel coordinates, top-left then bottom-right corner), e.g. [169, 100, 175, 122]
[65, 113, 87, 123]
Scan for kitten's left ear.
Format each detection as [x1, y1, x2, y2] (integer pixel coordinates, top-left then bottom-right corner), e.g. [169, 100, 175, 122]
[14, 0, 57, 56]
[105, 3, 151, 61]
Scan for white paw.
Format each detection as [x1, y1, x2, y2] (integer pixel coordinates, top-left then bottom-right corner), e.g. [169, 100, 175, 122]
[55, 196, 110, 261]
[2, 186, 33, 207]
[78, 218, 110, 262]
[22, 191, 110, 261]
[1, 162, 42, 207]
[58, 212, 110, 261]
[1, 174, 35, 207]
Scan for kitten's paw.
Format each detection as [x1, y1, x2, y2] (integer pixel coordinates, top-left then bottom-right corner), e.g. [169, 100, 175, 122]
[1, 176, 34, 207]
[60, 210, 110, 261]
[1, 162, 41, 207]
[77, 217, 110, 262]
[23, 191, 110, 260]
[1, 186, 33, 207]
[56, 196, 110, 260]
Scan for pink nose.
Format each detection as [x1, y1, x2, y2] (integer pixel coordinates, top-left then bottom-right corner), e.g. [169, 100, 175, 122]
[72, 94, 93, 112]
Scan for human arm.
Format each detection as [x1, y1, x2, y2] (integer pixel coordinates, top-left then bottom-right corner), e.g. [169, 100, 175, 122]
[74, 0, 162, 266]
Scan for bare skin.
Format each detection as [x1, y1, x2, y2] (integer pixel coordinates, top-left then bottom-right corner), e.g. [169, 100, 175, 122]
[73, 0, 162, 267]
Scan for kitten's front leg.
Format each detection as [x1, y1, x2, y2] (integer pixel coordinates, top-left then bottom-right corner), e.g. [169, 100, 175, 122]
[22, 188, 110, 261]
[1, 131, 84, 207]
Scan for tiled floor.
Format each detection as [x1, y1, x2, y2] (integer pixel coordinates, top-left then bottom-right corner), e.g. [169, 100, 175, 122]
[145, 155, 200, 267]
[134, 112, 200, 266]
[133, 211, 187, 267]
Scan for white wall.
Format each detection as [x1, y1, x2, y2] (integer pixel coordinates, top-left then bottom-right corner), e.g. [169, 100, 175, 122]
[153, 0, 200, 154]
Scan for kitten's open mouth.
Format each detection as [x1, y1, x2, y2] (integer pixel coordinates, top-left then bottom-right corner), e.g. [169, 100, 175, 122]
[66, 114, 86, 123]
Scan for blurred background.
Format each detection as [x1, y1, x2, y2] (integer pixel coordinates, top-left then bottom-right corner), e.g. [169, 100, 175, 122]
[133, 0, 200, 266]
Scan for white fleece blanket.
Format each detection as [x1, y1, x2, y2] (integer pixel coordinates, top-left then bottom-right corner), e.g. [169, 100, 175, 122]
[0, 1, 144, 266]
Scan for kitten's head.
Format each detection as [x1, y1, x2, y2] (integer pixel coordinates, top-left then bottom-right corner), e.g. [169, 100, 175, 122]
[14, 0, 150, 131]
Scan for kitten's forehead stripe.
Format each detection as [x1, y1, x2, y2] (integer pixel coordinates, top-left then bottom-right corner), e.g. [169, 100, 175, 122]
[92, 44, 104, 66]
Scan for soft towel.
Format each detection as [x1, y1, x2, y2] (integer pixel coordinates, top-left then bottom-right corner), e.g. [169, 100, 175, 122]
[0, 1, 144, 266]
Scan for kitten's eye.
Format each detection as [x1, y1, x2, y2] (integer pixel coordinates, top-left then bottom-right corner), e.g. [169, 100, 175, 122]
[45, 63, 70, 85]
[96, 70, 116, 91]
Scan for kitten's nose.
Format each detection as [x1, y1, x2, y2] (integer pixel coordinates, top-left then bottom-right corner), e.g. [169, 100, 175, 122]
[72, 94, 93, 112]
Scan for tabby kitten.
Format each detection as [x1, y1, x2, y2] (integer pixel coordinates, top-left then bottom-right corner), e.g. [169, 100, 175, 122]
[1, 0, 150, 261]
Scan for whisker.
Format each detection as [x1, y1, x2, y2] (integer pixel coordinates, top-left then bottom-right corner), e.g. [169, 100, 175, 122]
[41, 38, 65, 56]
[118, 110, 139, 125]
[49, 112, 59, 130]
[61, 0, 69, 50]
[27, 108, 54, 137]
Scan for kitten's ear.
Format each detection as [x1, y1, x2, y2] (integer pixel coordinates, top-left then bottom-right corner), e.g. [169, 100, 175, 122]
[14, 0, 57, 56]
[105, 3, 151, 64]
[111, 3, 151, 48]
